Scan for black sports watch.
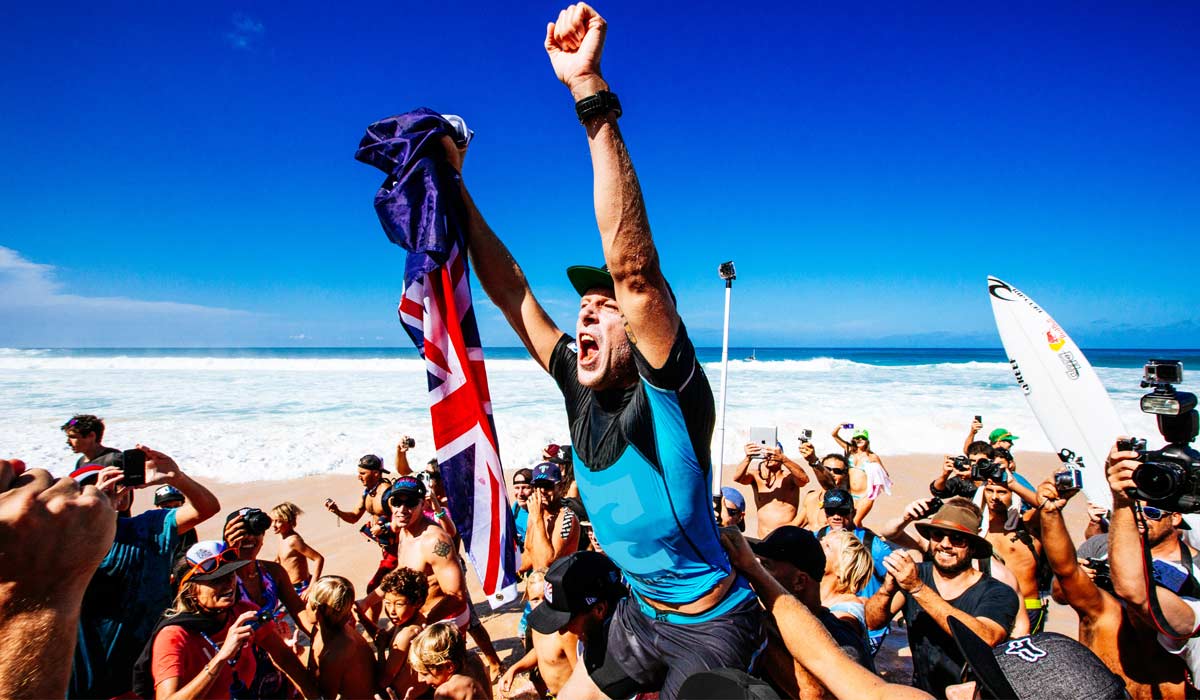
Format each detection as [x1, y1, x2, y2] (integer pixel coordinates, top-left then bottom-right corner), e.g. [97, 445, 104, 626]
[575, 90, 622, 124]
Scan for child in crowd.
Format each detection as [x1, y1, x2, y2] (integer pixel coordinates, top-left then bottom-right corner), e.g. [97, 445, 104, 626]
[376, 567, 431, 696]
[272, 501, 325, 600]
[409, 622, 493, 700]
[304, 575, 375, 699]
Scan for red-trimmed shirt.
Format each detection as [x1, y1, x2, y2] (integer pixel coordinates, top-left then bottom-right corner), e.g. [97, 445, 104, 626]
[151, 602, 271, 698]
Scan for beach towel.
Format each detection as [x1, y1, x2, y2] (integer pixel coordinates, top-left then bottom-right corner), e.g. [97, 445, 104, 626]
[355, 109, 518, 607]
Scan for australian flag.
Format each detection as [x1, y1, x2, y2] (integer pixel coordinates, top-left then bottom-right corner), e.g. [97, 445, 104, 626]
[356, 108, 518, 606]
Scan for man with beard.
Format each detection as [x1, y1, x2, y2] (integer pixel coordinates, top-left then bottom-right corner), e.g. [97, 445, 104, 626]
[455, 5, 763, 697]
[864, 498, 1018, 698]
[979, 480, 1048, 633]
[1036, 476, 1194, 699]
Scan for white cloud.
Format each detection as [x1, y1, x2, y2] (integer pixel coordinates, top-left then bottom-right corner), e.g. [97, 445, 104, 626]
[226, 13, 264, 50]
[0, 246, 251, 318]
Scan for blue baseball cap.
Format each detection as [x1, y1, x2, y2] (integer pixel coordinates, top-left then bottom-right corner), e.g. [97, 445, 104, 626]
[532, 462, 563, 484]
[721, 487, 746, 512]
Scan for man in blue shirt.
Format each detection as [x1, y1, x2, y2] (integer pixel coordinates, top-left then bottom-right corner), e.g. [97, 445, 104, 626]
[456, 6, 762, 696]
[511, 467, 533, 553]
[816, 488, 894, 654]
[68, 446, 220, 699]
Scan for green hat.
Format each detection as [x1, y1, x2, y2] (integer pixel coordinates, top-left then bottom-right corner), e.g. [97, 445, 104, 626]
[566, 265, 614, 296]
[989, 428, 1019, 444]
[852, 428, 870, 440]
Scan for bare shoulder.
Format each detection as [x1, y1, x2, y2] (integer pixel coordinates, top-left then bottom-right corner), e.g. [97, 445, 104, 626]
[422, 524, 457, 558]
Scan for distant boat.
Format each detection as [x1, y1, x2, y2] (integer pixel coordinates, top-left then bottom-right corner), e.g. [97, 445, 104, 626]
[746, 349, 757, 361]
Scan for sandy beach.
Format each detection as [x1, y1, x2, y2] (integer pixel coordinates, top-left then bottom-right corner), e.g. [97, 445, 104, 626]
[182, 450, 1090, 696]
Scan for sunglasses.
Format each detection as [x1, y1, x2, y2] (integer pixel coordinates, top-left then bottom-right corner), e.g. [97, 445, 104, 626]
[930, 530, 971, 548]
[533, 482, 557, 490]
[181, 549, 239, 585]
[824, 508, 853, 518]
[389, 493, 423, 508]
[1142, 506, 1171, 521]
[825, 467, 848, 475]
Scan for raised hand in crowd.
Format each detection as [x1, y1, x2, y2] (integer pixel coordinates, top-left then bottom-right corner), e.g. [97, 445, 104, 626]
[0, 462, 115, 699]
[719, 528, 932, 700]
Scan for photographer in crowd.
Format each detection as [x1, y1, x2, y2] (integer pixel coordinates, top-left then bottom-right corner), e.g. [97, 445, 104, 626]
[865, 498, 1018, 698]
[1036, 473, 1194, 698]
[70, 446, 221, 699]
[0, 460, 116, 699]
[1106, 439, 1200, 681]
[733, 440, 811, 537]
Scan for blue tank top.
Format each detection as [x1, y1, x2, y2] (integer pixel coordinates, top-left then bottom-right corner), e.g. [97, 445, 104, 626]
[549, 326, 731, 606]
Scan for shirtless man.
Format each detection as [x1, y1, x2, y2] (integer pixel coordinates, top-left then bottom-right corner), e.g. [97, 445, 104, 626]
[525, 462, 581, 570]
[733, 441, 811, 537]
[271, 502, 325, 600]
[1037, 477, 1194, 699]
[370, 476, 468, 630]
[325, 454, 396, 610]
[500, 552, 627, 697]
[802, 454, 874, 529]
[979, 480, 1047, 633]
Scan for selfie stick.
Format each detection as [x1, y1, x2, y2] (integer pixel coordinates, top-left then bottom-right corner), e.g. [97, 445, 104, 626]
[715, 261, 737, 499]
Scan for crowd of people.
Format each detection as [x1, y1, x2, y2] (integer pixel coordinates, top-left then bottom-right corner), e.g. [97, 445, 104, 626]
[3, 3, 1198, 699]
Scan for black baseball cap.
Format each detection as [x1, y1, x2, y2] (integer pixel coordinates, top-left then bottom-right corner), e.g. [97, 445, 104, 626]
[386, 475, 426, 500]
[358, 454, 389, 473]
[528, 551, 625, 634]
[949, 618, 1127, 699]
[749, 526, 825, 580]
[821, 488, 853, 513]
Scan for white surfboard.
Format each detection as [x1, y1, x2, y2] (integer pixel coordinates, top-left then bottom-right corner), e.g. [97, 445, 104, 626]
[988, 277, 1122, 508]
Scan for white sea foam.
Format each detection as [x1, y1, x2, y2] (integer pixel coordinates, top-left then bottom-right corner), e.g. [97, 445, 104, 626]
[0, 351, 1162, 483]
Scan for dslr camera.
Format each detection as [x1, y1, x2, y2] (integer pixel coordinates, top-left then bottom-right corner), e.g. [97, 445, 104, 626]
[1085, 558, 1113, 591]
[1126, 360, 1200, 513]
[241, 508, 272, 535]
[970, 459, 1006, 484]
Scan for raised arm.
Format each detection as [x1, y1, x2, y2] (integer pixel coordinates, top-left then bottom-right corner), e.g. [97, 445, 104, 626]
[963, 418, 982, 455]
[457, 180, 563, 370]
[1106, 441, 1198, 635]
[395, 438, 413, 475]
[1034, 481, 1107, 619]
[766, 445, 811, 487]
[545, 4, 679, 366]
[877, 499, 937, 552]
[425, 529, 467, 622]
[141, 446, 220, 534]
[831, 425, 850, 452]
[720, 530, 931, 700]
[732, 444, 757, 486]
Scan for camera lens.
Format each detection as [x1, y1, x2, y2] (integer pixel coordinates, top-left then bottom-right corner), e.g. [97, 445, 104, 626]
[1133, 462, 1186, 501]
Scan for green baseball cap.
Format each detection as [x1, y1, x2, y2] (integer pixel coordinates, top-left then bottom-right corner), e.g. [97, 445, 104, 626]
[852, 428, 870, 440]
[989, 428, 1019, 443]
[566, 265, 614, 296]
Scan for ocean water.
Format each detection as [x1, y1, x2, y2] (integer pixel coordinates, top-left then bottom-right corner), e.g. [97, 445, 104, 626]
[3, 346, 1198, 483]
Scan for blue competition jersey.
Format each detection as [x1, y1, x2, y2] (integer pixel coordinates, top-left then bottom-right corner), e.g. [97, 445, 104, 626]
[549, 325, 730, 605]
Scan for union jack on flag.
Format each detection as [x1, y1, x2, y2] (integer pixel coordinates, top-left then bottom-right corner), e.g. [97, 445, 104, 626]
[356, 108, 519, 607]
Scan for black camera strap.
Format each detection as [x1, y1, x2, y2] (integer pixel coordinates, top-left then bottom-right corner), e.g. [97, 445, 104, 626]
[1135, 505, 1200, 642]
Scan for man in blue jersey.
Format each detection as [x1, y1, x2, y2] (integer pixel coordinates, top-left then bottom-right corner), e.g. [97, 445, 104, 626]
[452, 5, 763, 696]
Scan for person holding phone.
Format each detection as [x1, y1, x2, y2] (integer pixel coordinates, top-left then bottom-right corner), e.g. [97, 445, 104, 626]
[733, 440, 811, 537]
[69, 446, 222, 699]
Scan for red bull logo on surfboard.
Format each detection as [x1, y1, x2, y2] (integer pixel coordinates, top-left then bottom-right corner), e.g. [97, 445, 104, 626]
[1046, 322, 1067, 352]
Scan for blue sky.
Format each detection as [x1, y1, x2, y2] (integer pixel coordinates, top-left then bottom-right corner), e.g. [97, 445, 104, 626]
[1, 1, 1197, 348]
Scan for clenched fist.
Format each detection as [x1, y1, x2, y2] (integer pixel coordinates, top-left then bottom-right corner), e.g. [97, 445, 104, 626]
[545, 3, 608, 99]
